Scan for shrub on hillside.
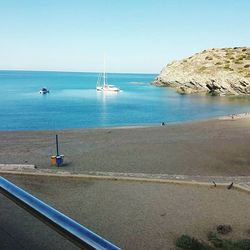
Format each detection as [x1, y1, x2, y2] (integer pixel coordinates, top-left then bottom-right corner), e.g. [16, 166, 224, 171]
[235, 60, 243, 64]
[205, 56, 213, 60]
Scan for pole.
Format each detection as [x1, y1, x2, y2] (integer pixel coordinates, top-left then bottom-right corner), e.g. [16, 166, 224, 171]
[56, 134, 59, 156]
[103, 53, 106, 86]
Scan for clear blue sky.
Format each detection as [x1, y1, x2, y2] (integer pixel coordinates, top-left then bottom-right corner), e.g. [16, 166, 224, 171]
[0, 0, 249, 73]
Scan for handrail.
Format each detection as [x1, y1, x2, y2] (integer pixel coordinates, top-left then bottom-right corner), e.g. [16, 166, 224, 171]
[0, 176, 121, 250]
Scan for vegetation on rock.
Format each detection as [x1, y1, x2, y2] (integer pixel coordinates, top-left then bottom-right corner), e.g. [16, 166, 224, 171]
[153, 47, 250, 96]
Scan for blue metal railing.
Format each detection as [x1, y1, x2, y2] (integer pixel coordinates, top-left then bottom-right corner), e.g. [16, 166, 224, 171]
[0, 176, 121, 250]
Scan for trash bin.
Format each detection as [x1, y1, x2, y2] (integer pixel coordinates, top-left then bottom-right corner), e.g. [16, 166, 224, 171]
[56, 155, 64, 166]
[50, 156, 57, 166]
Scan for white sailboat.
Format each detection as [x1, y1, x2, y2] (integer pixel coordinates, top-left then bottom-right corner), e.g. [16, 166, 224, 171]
[96, 57, 120, 92]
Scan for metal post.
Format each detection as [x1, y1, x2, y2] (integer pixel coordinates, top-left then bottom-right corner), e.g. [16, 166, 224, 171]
[56, 134, 59, 156]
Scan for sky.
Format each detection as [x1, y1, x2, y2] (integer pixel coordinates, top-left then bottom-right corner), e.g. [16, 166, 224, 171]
[0, 0, 249, 73]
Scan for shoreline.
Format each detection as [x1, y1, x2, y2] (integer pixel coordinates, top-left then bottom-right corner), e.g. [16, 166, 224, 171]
[1, 111, 250, 133]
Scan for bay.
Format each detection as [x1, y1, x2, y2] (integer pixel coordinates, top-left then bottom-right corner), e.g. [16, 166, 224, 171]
[1, 70, 250, 131]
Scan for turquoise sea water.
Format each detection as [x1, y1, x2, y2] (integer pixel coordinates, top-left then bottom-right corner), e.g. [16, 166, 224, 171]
[1, 70, 250, 131]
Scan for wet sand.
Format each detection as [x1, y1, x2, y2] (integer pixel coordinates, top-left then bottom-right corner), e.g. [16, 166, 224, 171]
[1, 117, 250, 176]
[1, 174, 250, 250]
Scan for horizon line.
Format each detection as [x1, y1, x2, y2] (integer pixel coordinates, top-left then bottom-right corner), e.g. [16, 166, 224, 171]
[0, 69, 158, 75]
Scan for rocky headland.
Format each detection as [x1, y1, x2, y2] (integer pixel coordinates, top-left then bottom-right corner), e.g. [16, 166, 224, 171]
[153, 47, 250, 95]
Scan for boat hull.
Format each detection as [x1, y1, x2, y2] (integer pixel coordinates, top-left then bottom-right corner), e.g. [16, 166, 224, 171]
[39, 89, 50, 94]
[40, 91, 49, 94]
[96, 85, 120, 92]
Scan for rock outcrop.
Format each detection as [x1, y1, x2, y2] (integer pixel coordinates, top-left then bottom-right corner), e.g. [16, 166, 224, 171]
[153, 47, 250, 95]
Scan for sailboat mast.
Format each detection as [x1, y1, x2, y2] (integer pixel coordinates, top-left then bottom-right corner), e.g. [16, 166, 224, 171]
[103, 55, 106, 86]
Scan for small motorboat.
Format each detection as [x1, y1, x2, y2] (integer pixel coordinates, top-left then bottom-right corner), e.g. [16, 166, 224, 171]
[40, 87, 50, 94]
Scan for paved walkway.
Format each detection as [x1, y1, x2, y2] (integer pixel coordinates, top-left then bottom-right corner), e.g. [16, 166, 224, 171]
[1, 165, 250, 191]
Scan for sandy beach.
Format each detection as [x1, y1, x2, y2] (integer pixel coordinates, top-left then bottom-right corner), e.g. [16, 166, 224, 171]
[1, 116, 250, 176]
[1, 116, 250, 249]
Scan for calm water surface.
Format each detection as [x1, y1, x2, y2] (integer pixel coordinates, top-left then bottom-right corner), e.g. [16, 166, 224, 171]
[1, 70, 250, 131]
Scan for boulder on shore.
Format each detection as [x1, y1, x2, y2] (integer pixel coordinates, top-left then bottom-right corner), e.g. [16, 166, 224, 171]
[153, 47, 250, 96]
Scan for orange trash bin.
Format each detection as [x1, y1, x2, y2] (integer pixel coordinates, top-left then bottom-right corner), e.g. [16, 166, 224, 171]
[50, 155, 57, 166]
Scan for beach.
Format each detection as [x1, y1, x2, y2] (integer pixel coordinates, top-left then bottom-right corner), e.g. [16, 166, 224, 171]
[1, 116, 250, 249]
[1, 116, 250, 176]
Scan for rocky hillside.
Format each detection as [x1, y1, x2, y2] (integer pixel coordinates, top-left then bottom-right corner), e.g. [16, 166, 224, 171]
[153, 47, 250, 95]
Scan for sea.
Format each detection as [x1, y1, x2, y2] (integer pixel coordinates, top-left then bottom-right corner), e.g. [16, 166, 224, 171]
[1, 70, 250, 131]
